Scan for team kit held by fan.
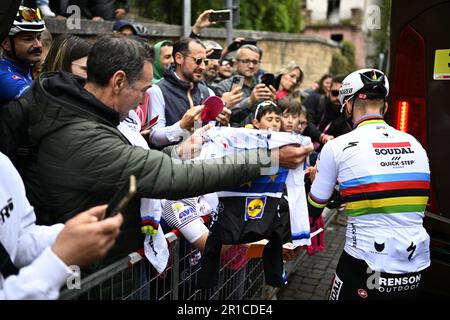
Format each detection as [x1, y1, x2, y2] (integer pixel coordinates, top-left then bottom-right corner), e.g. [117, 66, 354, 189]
[0, 4, 431, 300]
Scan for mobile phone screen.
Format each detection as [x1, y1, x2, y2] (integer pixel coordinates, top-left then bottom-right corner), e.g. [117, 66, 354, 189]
[141, 115, 159, 131]
[208, 10, 232, 22]
[104, 175, 137, 219]
[261, 73, 275, 87]
[208, 48, 223, 60]
[241, 39, 257, 47]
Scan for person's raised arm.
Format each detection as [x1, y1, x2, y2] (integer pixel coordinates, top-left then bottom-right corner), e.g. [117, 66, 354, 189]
[191, 9, 215, 37]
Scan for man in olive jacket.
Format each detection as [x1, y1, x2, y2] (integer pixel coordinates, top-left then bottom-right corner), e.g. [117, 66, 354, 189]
[24, 35, 309, 269]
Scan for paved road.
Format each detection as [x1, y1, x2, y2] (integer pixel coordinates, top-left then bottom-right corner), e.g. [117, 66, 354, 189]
[278, 222, 346, 300]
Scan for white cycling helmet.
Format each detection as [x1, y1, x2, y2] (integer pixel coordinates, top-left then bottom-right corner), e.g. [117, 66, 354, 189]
[9, 6, 46, 36]
[339, 68, 389, 110]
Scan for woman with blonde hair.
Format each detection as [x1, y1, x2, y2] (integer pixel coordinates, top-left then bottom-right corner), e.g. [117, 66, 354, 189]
[274, 61, 304, 102]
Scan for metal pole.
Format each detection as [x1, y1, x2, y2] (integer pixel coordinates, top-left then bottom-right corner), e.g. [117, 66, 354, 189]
[171, 239, 180, 300]
[226, 0, 233, 44]
[183, 0, 191, 37]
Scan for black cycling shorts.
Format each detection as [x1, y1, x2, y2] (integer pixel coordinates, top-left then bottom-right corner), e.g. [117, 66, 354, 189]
[328, 250, 426, 300]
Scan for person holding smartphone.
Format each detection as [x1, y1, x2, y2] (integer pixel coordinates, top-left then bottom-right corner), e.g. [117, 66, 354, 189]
[214, 44, 276, 126]
[201, 40, 223, 86]
[0, 152, 122, 299]
[274, 61, 304, 101]
[20, 35, 311, 276]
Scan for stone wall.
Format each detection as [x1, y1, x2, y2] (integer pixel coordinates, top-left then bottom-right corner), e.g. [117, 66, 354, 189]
[303, 25, 365, 68]
[45, 18, 340, 89]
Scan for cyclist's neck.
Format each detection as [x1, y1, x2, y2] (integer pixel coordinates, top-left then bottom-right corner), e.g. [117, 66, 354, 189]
[2, 53, 32, 71]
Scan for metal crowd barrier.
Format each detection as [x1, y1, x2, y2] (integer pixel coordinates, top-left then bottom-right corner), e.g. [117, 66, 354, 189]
[59, 230, 265, 300]
[59, 209, 338, 300]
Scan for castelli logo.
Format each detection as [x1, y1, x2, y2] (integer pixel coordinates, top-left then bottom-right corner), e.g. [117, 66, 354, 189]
[358, 289, 368, 299]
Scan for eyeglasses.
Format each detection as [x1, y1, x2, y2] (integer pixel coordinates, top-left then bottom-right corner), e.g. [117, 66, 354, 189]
[298, 121, 308, 127]
[185, 55, 209, 66]
[331, 90, 340, 97]
[237, 59, 260, 66]
[221, 60, 233, 67]
[19, 7, 42, 22]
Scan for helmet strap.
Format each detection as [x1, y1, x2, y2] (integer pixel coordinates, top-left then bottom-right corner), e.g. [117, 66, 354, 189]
[343, 97, 356, 128]
[2, 36, 18, 61]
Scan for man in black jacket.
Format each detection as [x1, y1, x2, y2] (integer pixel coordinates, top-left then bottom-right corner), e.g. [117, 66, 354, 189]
[303, 75, 351, 151]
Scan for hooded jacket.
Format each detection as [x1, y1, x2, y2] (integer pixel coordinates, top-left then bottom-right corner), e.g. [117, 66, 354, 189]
[25, 71, 264, 269]
[152, 40, 171, 84]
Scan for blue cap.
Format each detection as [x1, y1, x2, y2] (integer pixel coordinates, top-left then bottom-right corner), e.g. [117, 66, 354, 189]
[112, 20, 137, 34]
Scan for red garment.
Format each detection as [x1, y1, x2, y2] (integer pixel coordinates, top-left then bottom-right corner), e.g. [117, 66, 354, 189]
[276, 90, 289, 101]
[306, 215, 325, 256]
[220, 244, 249, 271]
[135, 92, 150, 125]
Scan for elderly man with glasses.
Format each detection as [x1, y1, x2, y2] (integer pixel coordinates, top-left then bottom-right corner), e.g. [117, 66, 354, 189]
[214, 44, 276, 126]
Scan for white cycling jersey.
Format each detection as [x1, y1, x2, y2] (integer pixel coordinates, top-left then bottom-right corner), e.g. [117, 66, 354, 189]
[308, 114, 431, 273]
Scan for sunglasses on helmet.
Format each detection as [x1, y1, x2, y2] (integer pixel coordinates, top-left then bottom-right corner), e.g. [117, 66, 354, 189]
[19, 7, 42, 22]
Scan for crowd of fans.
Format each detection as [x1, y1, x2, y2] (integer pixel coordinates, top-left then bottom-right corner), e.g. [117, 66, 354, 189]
[1, 4, 411, 301]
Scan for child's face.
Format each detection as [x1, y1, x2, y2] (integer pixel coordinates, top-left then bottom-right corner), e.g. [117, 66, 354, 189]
[296, 113, 308, 134]
[280, 110, 299, 132]
[256, 111, 281, 131]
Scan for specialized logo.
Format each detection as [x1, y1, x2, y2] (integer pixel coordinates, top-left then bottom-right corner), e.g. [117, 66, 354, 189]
[0, 198, 14, 224]
[374, 242, 385, 252]
[245, 197, 266, 221]
[372, 142, 414, 155]
[11, 75, 20, 80]
[329, 274, 343, 300]
[407, 242, 416, 261]
[343, 141, 359, 152]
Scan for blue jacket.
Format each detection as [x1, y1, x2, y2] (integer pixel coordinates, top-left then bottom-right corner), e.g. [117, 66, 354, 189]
[0, 58, 32, 107]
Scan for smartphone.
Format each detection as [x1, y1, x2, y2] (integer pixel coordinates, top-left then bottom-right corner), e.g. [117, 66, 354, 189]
[261, 73, 275, 88]
[241, 39, 258, 47]
[104, 175, 137, 219]
[230, 75, 245, 91]
[208, 10, 232, 22]
[208, 48, 223, 60]
[141, 115, 159, 131]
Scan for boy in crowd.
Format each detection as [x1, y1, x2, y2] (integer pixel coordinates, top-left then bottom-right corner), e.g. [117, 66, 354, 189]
[296, 105, 309, 135]
[277, 97, 302, 133]
[250, 100, 282, 131]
